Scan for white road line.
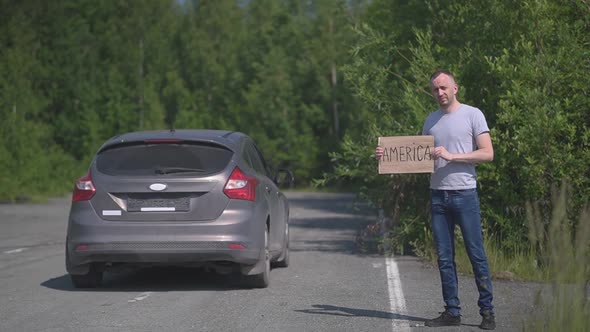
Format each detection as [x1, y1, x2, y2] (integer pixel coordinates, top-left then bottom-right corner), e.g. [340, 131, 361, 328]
[386, 256, 409, 331]
[128, 292, 153, 303]
[4, 248, 27, 254]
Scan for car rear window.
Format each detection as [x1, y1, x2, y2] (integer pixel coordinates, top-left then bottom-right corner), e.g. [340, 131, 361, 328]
[95, 142, 233, 176]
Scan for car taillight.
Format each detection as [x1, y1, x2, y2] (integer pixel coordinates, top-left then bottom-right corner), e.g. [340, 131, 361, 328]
[223, 167, 257, 201]
[72, 172, 96, 202]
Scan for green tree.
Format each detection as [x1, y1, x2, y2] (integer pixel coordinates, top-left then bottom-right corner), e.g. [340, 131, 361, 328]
[174, 0, 246, 130]
[482, 0, 590, 249]
[325, 0, 590, 255]
[0, 0, 78, 200]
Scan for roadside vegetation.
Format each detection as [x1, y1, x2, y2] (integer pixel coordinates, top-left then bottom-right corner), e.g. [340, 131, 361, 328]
[522, 184, 590, 331]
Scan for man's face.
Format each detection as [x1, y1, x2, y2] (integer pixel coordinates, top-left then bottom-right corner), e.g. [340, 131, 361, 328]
[430, 74, 458, 107]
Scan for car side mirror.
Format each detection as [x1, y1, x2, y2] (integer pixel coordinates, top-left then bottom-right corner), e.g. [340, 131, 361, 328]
[274, 169, 294, 188]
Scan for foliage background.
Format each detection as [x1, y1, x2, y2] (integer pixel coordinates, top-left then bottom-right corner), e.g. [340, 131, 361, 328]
[0, 0, 364, 200]
[2, 0, 589, 257]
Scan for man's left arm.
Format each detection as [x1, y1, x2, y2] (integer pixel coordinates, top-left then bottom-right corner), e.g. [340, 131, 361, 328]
[433, 132, 494, 163]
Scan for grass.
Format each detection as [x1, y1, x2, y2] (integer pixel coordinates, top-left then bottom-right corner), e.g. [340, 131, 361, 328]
[0, 193, 66, 205]
[453, 239, 548, 282]
[451, 183, 589, 331]
[521, 184, 590, 331]
[283, 185, 346, 193]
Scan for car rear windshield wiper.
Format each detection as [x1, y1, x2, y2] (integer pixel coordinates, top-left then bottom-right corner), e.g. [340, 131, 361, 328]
[154, 167, 206, 175]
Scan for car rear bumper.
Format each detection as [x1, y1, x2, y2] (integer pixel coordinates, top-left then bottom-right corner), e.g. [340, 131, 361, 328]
[66, 200, 265, 270]
[67, 243, 261, 267]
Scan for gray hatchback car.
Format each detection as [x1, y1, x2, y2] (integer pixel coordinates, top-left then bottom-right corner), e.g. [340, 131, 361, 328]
[66, 129, 293, 288]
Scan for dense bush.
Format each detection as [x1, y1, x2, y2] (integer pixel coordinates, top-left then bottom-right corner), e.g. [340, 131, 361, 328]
[322, 0, 590, 254]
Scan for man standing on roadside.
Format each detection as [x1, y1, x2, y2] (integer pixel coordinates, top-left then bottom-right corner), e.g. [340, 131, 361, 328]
[375, 69, 496, 330]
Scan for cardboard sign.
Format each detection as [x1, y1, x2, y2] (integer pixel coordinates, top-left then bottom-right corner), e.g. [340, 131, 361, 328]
[378, 136, 434, 174]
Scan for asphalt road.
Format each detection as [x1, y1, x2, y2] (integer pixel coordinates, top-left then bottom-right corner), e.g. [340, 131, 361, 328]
[0, 192, 545, 332]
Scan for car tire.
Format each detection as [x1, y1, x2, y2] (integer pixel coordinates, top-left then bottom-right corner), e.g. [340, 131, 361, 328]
[70, 264, 103, 289]
[273, 224, 289, 268]
[247, 228, 270, 288]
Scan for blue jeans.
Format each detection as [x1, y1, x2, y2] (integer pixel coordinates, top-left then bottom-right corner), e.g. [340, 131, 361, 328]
[430, 188, 494, 316]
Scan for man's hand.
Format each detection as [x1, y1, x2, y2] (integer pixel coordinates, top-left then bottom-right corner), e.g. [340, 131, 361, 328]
[433, 146, 454, 161]
[375, 146, 384, 160]
[432, 133, 494, 164]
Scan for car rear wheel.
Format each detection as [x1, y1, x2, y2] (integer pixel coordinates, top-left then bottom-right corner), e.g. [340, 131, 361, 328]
[246, 227, 270, 288]
[70, 264, 103, 289]
[66, 243, 104, 288]
[273, 224, 289, 268]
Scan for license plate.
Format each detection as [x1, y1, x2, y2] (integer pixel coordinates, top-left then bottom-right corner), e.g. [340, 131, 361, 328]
[127, 196, 190, 212]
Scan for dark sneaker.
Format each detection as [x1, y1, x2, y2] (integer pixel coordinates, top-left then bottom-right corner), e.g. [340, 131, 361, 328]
[425, 311, 461, 327]
[479, 311, 496, 330]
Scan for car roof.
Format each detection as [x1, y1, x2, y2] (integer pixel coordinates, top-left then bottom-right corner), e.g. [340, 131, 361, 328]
[98, 129, 247, 153]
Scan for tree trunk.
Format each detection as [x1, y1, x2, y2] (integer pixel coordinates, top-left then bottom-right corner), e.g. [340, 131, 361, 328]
[138, 37, 145, 129]
[329, 18, 339, 137]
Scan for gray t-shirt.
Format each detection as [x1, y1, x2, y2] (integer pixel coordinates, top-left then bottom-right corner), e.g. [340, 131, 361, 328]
[422, 104, 490, 190]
